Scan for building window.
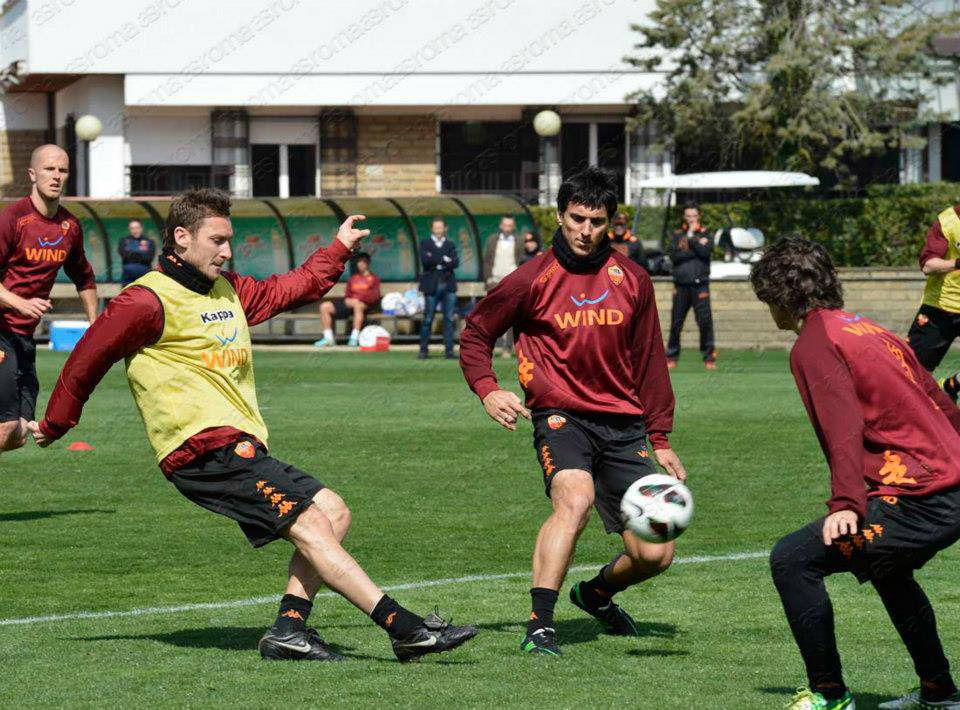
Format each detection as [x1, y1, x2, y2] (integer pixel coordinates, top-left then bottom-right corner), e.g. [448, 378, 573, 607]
[440, 121, 539, 201]
[129, 165, 228, 195]
[251, 144, 317, 197]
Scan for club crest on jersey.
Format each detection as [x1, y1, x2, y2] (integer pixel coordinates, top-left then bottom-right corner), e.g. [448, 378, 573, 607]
[607, 264, 624, 286]
[200, 309, 235, 325]
[547, 414, 566, 430]
[235, 441, 255, 459]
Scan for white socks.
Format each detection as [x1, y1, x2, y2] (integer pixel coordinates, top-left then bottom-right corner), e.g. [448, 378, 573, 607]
[323, 328, 334, 340]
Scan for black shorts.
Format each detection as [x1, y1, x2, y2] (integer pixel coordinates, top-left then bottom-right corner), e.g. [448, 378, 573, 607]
[532, 408, 658, 534]
[783, 487, 960, 584]
[0, 329, 38, 423]
[167, 438, 325, 548]
[906, 304, 960, 371]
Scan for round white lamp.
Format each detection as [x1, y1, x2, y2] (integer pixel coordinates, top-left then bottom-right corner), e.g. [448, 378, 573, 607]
[533, 109, 561, 137]
[74, 114, 101, 197]
[74, 114, 102, 142]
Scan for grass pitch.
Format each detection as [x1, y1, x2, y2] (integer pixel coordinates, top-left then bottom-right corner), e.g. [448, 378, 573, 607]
[2, 349, 959, 709]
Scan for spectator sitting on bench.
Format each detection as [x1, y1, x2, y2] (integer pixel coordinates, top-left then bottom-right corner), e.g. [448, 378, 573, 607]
[314, 252, 381, 348]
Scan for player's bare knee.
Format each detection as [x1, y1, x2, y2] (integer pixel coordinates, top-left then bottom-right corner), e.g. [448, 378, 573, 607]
[626, 538, 674, 573]
[315, 490, 351, 533]
[287, 505, 335, 549]
[552, 476, 594, 528]
[0, 422, 25, 451]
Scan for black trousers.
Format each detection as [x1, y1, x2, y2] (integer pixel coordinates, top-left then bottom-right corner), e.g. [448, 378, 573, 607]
[770, 517, 955, 695]
[667, 284, 715, 361]
[907, 304, 960, 372]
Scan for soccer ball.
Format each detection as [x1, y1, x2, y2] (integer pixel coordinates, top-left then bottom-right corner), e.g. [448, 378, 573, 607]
[620, 474, 694, 543]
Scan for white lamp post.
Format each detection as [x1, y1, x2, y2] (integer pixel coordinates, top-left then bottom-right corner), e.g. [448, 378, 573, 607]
[74, 114, 102, 197]
[533, 110, 562, 205]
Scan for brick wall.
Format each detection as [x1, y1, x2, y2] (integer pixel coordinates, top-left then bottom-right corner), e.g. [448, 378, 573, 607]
[655, 269, 927, 356]
[0, 130, 46, 198]
[355, 115, 437, 197]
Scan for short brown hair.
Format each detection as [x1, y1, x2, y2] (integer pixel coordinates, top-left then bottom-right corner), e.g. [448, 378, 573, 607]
[164, 188, 231, 248]
[750, 237, 844, 320]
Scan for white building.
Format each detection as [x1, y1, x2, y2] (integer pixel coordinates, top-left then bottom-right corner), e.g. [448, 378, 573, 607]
[0, 0, 677, 203]
[0, 0, 955, 202]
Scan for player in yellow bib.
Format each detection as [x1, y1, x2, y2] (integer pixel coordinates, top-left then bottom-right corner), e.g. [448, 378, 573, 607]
[29, 188, 477, 663]
[908, 203, 960, 402]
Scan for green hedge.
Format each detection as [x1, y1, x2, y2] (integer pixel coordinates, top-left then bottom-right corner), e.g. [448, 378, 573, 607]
[530, 182, 960, 266]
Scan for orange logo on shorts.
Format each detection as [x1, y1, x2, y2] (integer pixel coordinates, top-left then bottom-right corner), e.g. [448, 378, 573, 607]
[917, 313, 929, 327]
[235, 441, 255, 459]
[607, 264, 624, 286]
[281, 610, 303, 620]
[547, 415, 566, 430]
[0, 350, 4, 365]
[540, 445, 556, 477]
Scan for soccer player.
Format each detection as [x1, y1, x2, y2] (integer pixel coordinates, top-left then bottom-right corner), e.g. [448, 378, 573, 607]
[29, 188, 477, 663]
[459, 167, 685, 656]
[314, 251, 381, 347]
[0, 144, 97, 457]
[751, 237, 960, 710]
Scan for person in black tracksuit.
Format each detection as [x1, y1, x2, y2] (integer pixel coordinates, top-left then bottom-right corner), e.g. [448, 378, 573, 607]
[666, 202, 716, 368]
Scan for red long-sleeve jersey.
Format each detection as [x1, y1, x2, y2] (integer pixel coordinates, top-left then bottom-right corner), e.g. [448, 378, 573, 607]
[0, 196, 96, 335]
[791, 309, 960, 518]
[345, 272, 381, 306]
[40, 239, 352, 474]
[460, 249, 675, 448]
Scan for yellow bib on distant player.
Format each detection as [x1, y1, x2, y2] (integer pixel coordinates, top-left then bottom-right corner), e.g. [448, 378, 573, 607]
[124, 270, 268, 463]
[922, 206, 960, 313]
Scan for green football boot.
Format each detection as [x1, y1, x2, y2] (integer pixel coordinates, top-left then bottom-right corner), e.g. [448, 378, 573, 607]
[785, 687, 856, 710]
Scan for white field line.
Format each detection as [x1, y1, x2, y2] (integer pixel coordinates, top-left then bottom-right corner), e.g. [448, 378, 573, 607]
[0, 550, 767, 628]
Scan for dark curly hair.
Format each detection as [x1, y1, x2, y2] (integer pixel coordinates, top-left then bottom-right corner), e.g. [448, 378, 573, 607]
[164, 188, 232, 248]
[750, 237, 843, 320]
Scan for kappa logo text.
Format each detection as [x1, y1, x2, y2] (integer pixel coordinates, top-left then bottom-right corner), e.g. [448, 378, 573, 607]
[201, 309, 235, 324]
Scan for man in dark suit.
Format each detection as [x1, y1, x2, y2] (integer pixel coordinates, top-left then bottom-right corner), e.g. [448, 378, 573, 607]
[118, 219, 156, 286]
[418, 216, 459, 359]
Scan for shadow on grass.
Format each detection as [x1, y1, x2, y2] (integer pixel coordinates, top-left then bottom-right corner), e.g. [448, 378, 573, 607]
[0, 508, 114, 522]
[758, 687, 891, 709]
[75, 626, 477, 665]
[474, 618, 677, 647]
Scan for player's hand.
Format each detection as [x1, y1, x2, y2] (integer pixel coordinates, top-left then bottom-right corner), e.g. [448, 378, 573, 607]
[654, 448, 687, 482]
[482, 390, 531, 431]
[15, 296, 52, 320]
[822, 510, 859, 545]
[26, 421, 52, 448]
[335, 215, 370, 251]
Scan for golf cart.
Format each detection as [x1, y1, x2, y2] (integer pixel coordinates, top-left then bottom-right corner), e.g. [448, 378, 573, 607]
[631, 170, 820, 278]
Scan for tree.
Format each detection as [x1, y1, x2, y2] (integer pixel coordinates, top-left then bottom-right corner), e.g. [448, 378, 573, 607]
[626, 0, 960, 185]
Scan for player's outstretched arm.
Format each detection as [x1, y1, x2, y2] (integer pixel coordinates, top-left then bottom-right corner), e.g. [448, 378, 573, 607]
[225, 215, 368, 326]
[34, 287, 163, 446]
[459, 270, 531, 421]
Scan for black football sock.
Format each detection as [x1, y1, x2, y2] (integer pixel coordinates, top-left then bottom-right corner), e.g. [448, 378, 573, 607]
[370, 595, 424, 639]
[526, 587, 559, 634]
[274, 593, 312, 633]
[579, 561, 628, 609]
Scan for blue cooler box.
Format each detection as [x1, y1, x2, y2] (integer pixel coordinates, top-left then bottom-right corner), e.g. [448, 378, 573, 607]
[49, 320, 89, 352]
